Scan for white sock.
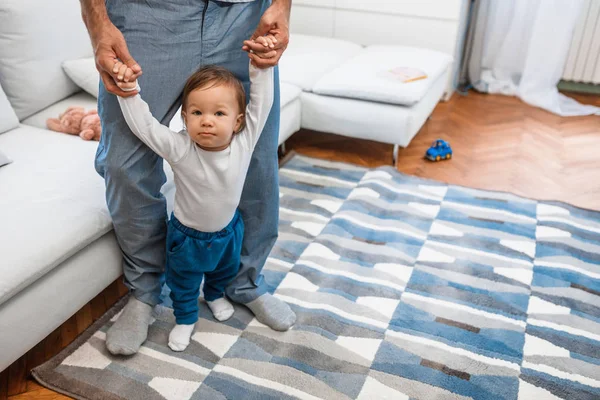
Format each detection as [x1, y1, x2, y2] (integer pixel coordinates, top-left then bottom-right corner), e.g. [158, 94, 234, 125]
[207, 297, 234, 322]
[168, 323, 195, 352]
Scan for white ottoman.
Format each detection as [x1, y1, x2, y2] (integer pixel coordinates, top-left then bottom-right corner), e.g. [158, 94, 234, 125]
[306, 45, 452, 164]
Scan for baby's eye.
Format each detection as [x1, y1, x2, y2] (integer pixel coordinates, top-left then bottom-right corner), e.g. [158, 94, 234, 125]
[192, 110, 202, 116]
[215, 111, 225, 116]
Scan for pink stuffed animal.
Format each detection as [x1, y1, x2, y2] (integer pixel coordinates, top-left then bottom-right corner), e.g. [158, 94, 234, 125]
[46, 106, 102, 141]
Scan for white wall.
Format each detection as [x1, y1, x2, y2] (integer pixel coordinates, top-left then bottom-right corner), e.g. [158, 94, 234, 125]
[290, 0, 471, 99]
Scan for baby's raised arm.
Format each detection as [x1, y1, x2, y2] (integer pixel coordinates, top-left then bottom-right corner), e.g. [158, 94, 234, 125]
[113, 61, 189, 163]
[239, 59, 274, 150]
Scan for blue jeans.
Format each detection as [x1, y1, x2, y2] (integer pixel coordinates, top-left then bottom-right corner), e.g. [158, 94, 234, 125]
[95, 0, 279, 306]
[167, 211, 243, 325]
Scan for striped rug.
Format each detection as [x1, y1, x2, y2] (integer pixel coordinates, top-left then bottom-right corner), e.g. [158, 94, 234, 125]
[34, 155, 600, 400]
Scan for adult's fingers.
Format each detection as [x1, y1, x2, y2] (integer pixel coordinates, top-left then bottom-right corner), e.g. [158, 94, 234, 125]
[114, 40, 141, 77]
[247, 48, 278, 60]
[243, 40, 278, 56]
[250, 18, 273, 41]
[97, 54, 119, 77]
[248, 51, 280, 69]
[100, 70, 138, 97]
[270, 29, 288, 51]
[94, 28, 142, 82]
[243, 34, 286, 52]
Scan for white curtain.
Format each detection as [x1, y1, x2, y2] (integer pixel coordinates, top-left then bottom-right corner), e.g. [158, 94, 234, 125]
[469, 0, 600, 116]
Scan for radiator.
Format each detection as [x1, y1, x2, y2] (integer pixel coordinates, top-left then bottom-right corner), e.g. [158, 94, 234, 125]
[562, 0, 600, 84]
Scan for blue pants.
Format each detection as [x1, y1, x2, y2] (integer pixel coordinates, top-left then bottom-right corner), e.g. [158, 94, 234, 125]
[95, 0, 279, 307]
[167, 211, 243, 325]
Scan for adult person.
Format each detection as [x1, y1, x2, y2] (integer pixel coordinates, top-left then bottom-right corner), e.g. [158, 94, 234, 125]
[79, 0, 295, 355]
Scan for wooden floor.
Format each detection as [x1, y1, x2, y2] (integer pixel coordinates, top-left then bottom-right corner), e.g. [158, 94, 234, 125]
[0, 280, 129, 400]
[287, 91, 600, 211]
[2, 90, 599, 399]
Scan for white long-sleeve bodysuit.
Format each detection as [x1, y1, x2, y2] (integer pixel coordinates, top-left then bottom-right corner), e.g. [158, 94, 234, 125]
[117, 64, 274, 232]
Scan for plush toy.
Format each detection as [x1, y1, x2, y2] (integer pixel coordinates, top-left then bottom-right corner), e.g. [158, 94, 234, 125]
[46, 106, 102, 141]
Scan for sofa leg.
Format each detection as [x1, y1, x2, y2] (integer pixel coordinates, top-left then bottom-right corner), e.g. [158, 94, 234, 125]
[278, 142, 287, 158]
[392, 144, 399, 168]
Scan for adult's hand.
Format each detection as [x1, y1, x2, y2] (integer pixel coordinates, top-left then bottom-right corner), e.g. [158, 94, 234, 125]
[243, 0, 291, 68]
[80, 0, 142, 97]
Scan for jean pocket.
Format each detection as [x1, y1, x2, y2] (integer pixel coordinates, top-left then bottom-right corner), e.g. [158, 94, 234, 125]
[167, 228, 188, 254]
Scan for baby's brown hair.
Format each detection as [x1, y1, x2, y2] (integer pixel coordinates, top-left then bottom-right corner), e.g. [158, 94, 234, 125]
[181, 65, 246, 133]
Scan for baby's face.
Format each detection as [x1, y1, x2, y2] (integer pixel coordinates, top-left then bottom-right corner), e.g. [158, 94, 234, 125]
[182, 84, 243, 151]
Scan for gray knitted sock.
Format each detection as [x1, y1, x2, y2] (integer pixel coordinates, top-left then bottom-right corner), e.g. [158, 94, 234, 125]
[246, 293, 296, 331]
[106, 297, 153, 355]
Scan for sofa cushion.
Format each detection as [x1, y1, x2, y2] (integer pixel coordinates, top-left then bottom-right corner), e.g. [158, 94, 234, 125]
[0, 151, 11, 167]
[279, 34, 362, 91]
[0, 124, 175, 306]
[0, 84, 19, 135]
[0, 0, 93, 120]
[0, 125, 108, 306]
[63, 57, 100, 98]
[312, 45, 452, 106]
[21, 92, 99, 131]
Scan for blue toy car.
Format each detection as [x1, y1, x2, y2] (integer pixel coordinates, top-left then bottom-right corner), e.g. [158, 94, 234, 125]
[425, 139, 452, 161]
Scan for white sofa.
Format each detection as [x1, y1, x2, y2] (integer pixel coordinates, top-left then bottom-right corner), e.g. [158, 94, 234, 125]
[0, 0, 462, 372]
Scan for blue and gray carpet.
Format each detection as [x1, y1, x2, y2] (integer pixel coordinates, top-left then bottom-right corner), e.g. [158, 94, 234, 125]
[34, 155, 600, 400]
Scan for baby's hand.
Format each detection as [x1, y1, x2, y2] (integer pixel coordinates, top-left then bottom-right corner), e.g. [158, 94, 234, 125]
[112, 60, 136, 82]
[113, 61, 138, 91]
[254, 34, 277, 49]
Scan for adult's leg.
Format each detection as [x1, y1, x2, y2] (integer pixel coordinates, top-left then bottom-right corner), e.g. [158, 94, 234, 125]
[96, 0, 205, 355]
[201, 0, 295, 330]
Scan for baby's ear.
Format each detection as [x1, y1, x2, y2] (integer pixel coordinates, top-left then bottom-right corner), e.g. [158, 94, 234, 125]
[180, 109, 187, 126]
[234, 113, 245, 133]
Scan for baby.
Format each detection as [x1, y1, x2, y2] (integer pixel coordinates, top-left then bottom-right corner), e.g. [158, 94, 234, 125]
[113, 35, 276, 351]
